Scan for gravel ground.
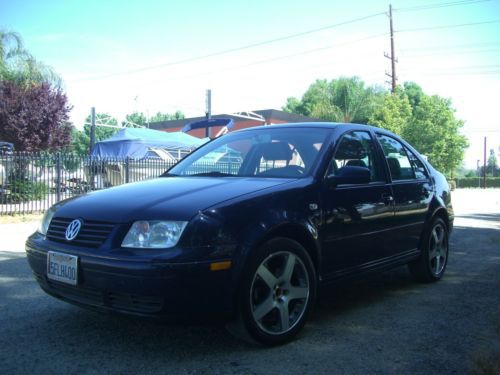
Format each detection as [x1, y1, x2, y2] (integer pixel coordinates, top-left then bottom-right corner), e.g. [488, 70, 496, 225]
[0, 189, 499, 374]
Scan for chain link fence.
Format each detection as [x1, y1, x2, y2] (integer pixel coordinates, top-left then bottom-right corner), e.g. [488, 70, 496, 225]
[0, 152, 178, 215]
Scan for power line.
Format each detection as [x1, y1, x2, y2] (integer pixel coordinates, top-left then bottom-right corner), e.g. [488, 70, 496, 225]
[401, 47, 500, 57]
[397, 19, 500, 33]
[400, 41, 500, 52]
[96, 33, 389, 88]
[394, 0, 491, 12]
[72, 11, 385, 82]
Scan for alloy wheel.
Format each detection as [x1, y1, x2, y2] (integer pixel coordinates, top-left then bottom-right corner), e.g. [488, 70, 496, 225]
[428, 222, 448, 276]
[249, 251, 310, 335]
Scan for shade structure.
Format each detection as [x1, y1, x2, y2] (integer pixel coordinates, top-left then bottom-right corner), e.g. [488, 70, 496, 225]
[91, 128, 208, 159]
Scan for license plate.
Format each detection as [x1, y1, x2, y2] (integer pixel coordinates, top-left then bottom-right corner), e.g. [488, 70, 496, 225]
[47, 251, 78, 286]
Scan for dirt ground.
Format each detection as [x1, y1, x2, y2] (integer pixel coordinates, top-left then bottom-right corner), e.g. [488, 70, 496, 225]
[0, 189, 499, 374]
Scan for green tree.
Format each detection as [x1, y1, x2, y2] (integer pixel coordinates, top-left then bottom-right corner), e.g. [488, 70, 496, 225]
[122, 111, 185, 127]
[283, 77, 469, 176]
[402, 81, 424, 111]
[403, 95, 468, 176]
[122, 112, 147, 127]
[0, 30, 61, 87]
[487, 149, 498, 176]
[283, 77, 382, 123]
[368, 90, 412, 134]
[71, 113, 119, 155]
[149, 111, 185, 123]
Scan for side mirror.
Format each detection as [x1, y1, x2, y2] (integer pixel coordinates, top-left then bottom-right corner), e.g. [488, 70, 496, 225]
[327, 166, 371, 187]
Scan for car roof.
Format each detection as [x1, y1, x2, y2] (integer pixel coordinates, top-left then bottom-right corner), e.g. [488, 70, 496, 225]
[236, 122, 396, 136]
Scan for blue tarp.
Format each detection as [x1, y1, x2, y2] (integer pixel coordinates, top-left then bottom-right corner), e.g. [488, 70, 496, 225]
[91, 128, 208, 159]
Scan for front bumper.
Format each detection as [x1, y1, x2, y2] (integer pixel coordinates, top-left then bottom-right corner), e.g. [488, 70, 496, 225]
[26, 236, 235, 320]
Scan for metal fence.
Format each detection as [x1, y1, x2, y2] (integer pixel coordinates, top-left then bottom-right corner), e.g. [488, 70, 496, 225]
[0, 152, 178, 215]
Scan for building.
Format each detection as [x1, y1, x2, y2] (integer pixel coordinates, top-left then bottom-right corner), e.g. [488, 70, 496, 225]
[149, 109, 325, 138]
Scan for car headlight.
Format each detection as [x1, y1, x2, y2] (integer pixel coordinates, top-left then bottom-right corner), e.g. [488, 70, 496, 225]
[38, 207, 56, 235]
[121, 221, 188, 249]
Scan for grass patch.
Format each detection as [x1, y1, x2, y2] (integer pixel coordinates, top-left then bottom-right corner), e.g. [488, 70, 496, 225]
[0, 213, 43, 224]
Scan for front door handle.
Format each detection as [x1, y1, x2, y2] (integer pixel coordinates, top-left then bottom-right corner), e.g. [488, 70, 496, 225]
[382, 194, 394, 203]
[422, 188, 431, 197]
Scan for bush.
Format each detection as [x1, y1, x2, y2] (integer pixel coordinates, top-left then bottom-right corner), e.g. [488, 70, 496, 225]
[62, 154, 82, 172]
[7, 179, 48, 203]
[454, 177, 500, 188]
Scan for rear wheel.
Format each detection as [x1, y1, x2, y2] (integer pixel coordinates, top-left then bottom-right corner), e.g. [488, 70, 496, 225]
[229, 238, 316, 345]
[409, 217, 449, 282]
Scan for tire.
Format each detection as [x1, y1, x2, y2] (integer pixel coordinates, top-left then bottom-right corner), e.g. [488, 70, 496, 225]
[409, 217, 449, 282]
[228, 237, 317, 345]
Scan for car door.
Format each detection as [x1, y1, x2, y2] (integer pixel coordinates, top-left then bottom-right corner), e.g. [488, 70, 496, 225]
[375, 134, 433, 254]
[320, 130, 395, 279]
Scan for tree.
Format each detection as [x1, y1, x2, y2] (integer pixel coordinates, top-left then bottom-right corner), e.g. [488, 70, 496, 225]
[283, 77, 469, 176]
[368, 90, 412, 134]
[403, 95, 468, 176]
[402, 81, 424, 111]
[487, 149, 498, 176]
[122, 111, 186, 127]
[123, 112, 147, 127]
[148, 111, 185, 123]
[0, 80, 72, 151]
[0, 30, 61, 87]
[283, 77, 382, 123]
[71, 113, 119, 155]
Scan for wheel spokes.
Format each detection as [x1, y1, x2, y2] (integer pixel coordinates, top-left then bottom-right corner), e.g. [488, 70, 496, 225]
[257, 264, 278, 289]
[435, 255, 441, 274]
[253, 295, 276, 321]
[282, 253, 296, 283]
[278, 302, 290, 331]
[288, 286, 309, 301]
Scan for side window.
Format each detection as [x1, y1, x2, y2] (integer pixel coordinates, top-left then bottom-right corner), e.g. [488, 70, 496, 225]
[376, 134, 415, 181]
[406, 149, 429, 179]
[330, 131, 384, 183]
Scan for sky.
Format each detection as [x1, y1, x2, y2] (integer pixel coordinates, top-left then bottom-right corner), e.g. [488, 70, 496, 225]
[1, 0, 499, 168]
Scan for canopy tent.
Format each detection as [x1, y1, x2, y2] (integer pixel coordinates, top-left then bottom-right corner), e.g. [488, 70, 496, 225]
[91, 128, 208, 159]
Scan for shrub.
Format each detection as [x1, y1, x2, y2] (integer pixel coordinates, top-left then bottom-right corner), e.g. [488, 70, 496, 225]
[454, 177, 500, 188]
[7, 179, 48, 203]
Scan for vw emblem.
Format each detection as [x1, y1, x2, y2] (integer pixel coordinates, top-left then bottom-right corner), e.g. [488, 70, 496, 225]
[65, 219, 82, 241]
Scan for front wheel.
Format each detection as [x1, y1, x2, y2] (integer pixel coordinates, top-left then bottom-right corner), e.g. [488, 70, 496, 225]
[409, 217, 449, 282]
[230, 238, 316, 345]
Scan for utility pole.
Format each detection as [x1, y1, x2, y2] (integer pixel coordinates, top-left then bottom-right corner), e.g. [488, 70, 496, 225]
[205, 89, 212, 138]
[89, 107, 96, 155]
[384, 4, 397, 93]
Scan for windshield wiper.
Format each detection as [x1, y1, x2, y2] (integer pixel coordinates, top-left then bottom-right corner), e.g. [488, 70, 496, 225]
[189, 171, 235, 177]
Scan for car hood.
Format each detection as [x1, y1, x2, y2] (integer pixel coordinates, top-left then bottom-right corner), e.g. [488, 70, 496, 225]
[54, 176, 296, 222]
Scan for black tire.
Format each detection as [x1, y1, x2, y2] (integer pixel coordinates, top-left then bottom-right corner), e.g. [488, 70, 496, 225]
[228, 237, 316, 345]
[409, 217, 449, 282]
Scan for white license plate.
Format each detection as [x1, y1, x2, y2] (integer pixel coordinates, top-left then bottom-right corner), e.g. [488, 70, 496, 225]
[47, 251, 78, 286]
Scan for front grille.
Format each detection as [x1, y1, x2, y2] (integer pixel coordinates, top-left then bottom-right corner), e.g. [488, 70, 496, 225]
[35, 272, 163, 314]
[47, 217, 115, 248]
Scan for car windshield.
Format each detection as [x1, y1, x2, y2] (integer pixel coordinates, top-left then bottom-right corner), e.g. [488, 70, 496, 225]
[167, 127, 330, 178]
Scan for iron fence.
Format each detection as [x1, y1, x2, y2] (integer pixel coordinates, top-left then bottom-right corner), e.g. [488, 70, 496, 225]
[0, 152, 178, 215]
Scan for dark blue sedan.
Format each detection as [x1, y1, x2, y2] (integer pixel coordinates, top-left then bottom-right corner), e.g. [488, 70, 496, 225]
[26, 123, 453, 345]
